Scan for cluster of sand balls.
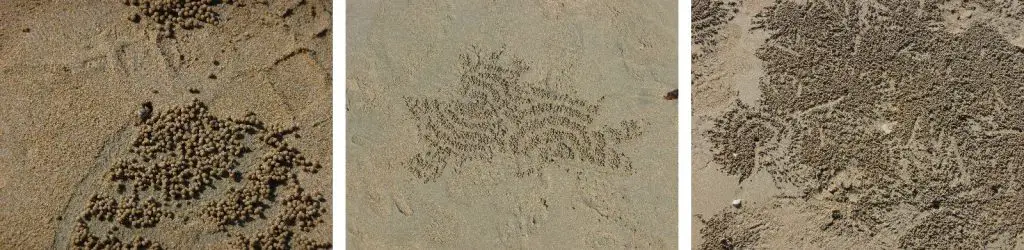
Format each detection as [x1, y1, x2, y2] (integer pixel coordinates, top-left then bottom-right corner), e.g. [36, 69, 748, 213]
[122, 0, 229, 37]
[189, 115, 329, 245]
[249, 150, 303, 185]
[278, 187, 327, 232]
[705, 0, 1024, 248]
[80, 194, 168, 229]
[202, 186, 268, 227]
[706, 101, 781, 183]
[110, 99, 249, 201]
[221, 189, 332, 249]
[203, 129, 324, 227]
[230, 222, 331, 250]
[257, 124, 324, 174]
[69, 99, 330, 248]
[692, 0, 736, 60]
[209, 138, 329, 247]
[698, 211, 760, 250]
[404, 49, 643, 182]
[231, 224, 293, 249]
[71, 222, 163, 250]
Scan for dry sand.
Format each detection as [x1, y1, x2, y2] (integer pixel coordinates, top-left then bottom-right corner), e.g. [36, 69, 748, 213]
[0, 0, 332, 248]
[695, 0, 1024, 249]
[347, 0, 677, 248]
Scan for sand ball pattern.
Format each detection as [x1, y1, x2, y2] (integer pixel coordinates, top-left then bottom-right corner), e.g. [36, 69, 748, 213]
[70, 99, 329, 249]
[404, 48, 645, 182]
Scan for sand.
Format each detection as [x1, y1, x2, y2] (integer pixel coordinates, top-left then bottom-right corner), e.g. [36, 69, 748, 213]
[347, 0, 677, 248]
[0, 0, 332, 248]
[694, 0, 1024, 248]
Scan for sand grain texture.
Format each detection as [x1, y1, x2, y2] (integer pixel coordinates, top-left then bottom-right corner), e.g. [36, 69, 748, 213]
[348, 0, 677, 249]
[695, 0, 1024, 248]
[0, 0, 332, 248]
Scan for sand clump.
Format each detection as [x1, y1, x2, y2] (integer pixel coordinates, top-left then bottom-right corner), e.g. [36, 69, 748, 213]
[121, 0, 236, 37]
[403, 48, 645, 182]
[67, 99, 329, 249]
[71, 224, 164, 250]
[703, 0, 1024, 248]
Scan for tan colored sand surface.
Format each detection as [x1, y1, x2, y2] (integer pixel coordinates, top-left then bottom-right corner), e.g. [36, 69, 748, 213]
[347, 0, 677, 248]
[0, 0, 332, 248]
[695, 0, 1024, 249]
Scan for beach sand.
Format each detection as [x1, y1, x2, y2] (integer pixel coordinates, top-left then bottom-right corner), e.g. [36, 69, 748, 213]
[694, 0, 1024, 248]
[0, 0, 332, 248]
[347, 0, 677, 248]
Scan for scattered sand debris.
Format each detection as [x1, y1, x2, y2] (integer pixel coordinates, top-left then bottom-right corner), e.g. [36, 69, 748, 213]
[404, 47, 645, 182]
[692, 0, 737, 61]
[698, 211, 762, 250]
[704, 0, 1024, 248]
[69, 99, 329, 249]
[692, 0, 737, 85]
